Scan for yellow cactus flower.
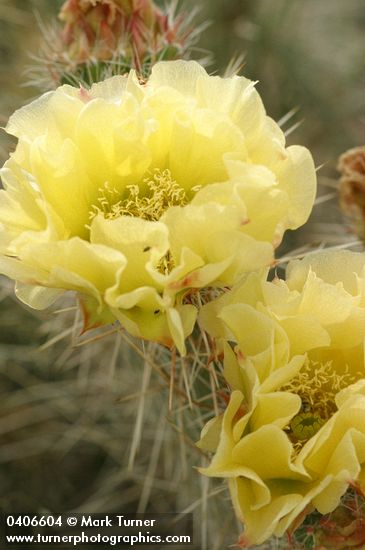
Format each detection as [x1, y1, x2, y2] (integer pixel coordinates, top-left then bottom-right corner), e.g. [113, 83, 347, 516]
[0, 60, 316, 354]
[198, 250, 365, 545]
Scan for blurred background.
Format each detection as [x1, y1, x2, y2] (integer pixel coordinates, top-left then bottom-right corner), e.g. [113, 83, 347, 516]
[0, 1, 364, 548]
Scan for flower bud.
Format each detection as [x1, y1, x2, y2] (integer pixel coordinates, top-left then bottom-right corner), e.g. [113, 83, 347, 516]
[58, 0, 190, 74]
[338, 146, 365, 240]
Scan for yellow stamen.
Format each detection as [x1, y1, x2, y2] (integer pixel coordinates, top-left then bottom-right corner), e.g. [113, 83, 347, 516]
[282, 359, 358, 451]
[89, 168, 188, 223]
[283, 359, 357, 420]
[88, 169, 189, 275]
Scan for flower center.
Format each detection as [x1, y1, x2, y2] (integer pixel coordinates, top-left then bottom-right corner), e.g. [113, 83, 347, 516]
[289, 412, 325, 441]
[88, 168, 192, 275]
[89, 168, 189, 223]
[281, 359, 358, 450]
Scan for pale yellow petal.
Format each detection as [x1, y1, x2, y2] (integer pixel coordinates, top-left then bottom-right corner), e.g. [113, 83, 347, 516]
[250, 392, 301, 431]
[271, 145, 317, 229]
[148, 60, 207, 96]
[15, 283, 63, 309]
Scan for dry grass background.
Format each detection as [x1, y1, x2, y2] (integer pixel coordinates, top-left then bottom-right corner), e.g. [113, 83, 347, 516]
[1, 1, 365, 548]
